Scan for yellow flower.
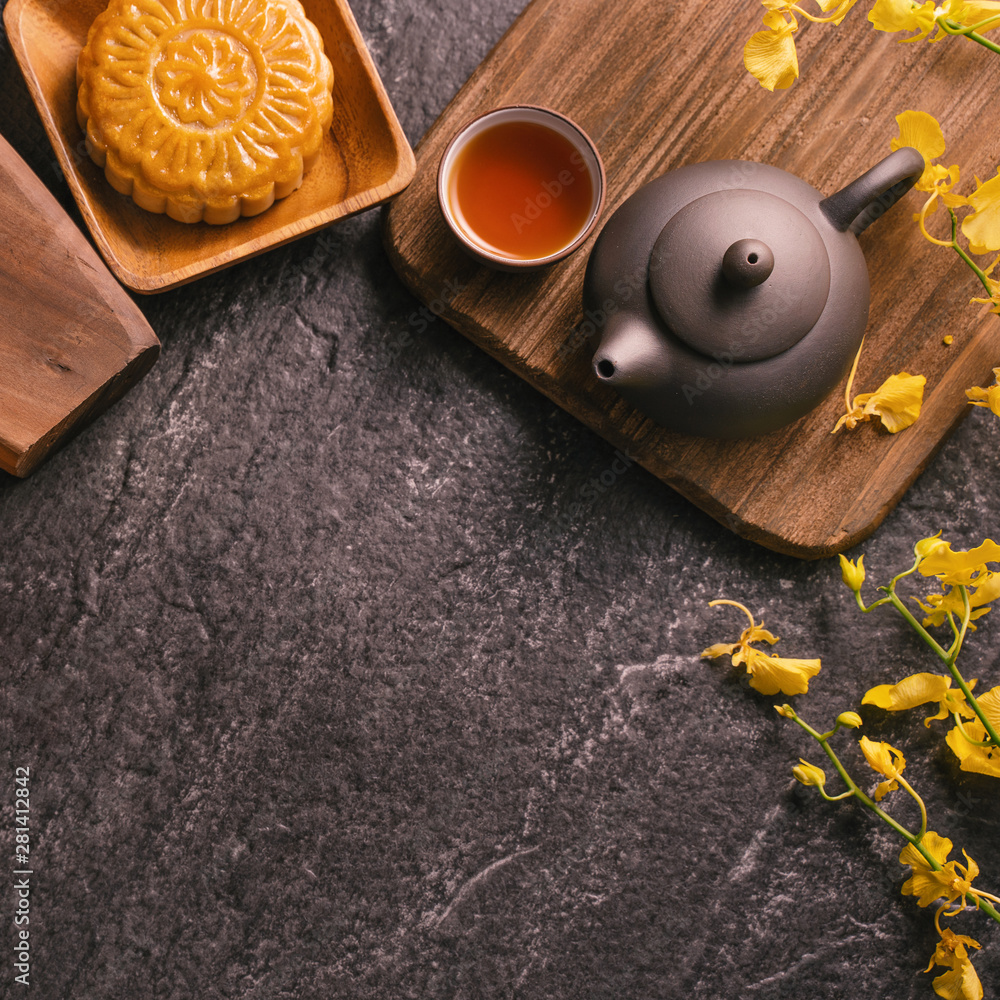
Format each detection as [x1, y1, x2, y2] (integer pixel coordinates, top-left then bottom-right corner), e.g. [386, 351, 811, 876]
[871, 0, 1000, 42]
[892, 110, 946, 186]
[839, 554, 866, 591]
[916, 534, 1000, 629]
[793, 760, 827, 786]
[890, 112, 967, 248]
[899, 831, 979, 907]
[702, 600, 821, 696]
[962, 169, 1000, 254]
[859, 735, 908, 800]
[869, 0, 938, 39]
[942, 0, 1000, 31]
[918, 537, 1000, 586]
[944, 685, 1000, 777]
[744, 9, 799, 91]
[944, 0, 1000, 33]
[967, 366, 1000, 413]
[863, 672, 976, 725]
[918, 570, 1000, 629]
[926, 927, 984, 1000]
[832, 362, 926, 434]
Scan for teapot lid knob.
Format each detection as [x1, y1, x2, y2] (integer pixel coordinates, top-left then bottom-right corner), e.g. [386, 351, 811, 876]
[721, 239, 774, 288]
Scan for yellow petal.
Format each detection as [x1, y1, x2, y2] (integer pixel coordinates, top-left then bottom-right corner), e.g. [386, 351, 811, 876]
[900, 830, 953, 870]
[812, 0, 864, 24]
[701, 641, 740, 660]
[859, 735, 906, 778]
[943, 0, 1000, 33]
[945, 723, 1000, 777]
[863, 672, 952, 711]
[744, 624, 781, 646]
[962, 169, 1000, 254]
[966, 383, 1000, 414]
[976, 685, 1000, 731]
[855, 373, 926, 432]
[869, 0, 938, 37]
[931, 960, 984, 1000]
[891, 110, 946, 191]
[745, 649, 821, 696]
[944, 687, 1000, 777]
[918, 538, 1000, 585]
[744, 12, 799, 91]
[967, 368, 1000, 416]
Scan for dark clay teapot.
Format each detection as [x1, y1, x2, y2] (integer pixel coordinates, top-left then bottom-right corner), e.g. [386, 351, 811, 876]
[584, 147, 925, 438]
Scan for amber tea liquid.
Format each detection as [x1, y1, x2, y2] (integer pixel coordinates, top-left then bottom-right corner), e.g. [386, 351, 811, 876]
[447, 119, 595, 260]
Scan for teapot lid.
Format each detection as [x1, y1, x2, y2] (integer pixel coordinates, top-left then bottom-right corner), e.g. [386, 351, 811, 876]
[649, 188, 831, 363]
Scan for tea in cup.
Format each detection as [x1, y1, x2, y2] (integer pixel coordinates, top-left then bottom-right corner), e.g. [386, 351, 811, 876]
[437, 106, 606, 271]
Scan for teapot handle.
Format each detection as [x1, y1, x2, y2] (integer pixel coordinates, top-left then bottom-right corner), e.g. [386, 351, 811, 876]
[819, 147, 925, 235]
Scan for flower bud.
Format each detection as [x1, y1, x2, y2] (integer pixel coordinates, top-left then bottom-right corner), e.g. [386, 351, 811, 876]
[792, 760, 826, 787]
[836, 711, 863, 729]
[774, 704, 796, 719]
[914, 533, 944, 560]
[839, 554, 866, 592]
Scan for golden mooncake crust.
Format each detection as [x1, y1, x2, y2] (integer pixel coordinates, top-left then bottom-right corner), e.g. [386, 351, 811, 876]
[77, 0, 335, 224]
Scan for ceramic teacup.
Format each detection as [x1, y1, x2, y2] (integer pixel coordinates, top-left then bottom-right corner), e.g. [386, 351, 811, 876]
[437, 105, 606, 272]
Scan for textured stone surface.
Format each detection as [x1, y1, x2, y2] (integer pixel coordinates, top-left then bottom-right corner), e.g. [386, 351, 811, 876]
[1, 2, 999, 998]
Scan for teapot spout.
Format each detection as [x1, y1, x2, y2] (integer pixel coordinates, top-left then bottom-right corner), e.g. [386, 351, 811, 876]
[819, 146, 925, 235]
[593, 313, 671, 389]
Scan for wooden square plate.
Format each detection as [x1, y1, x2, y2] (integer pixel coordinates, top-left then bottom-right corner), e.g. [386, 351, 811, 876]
[4, 0, 416, 293]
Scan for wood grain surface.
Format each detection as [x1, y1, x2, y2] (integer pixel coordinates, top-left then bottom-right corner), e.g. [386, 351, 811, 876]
[384, 0, 1000, 559]
[4, 0, 416, 293]
[0, 134, 159, 477]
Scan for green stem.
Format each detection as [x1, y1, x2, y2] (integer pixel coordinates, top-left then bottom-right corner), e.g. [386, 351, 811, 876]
[948, 210, 995, 297]
[885, 589, 952, 665]
[818, 787, 856, 802]
[896, 775, 927, 840]
[785, 710, 1000, 926]
[953, 712, 995, 748]
[938, 16, 1000, 56]
[789, 713, 929, 856]
[976, 896, 1000, 925]
[886, 586, 1000, 748]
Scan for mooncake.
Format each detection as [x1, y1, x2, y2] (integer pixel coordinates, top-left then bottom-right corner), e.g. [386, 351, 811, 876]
[76, 0, 335, 224]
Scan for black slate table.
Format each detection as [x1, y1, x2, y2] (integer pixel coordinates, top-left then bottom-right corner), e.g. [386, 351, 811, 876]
[1, 2, 998, 998]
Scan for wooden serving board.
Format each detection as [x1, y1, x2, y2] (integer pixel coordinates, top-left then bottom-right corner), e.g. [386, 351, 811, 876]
[0, 133, 159, 476]
[384, 0, 1000, 559]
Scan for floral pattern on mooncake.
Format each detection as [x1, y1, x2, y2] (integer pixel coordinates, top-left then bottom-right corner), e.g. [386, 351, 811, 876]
[77, 0, 335, 224]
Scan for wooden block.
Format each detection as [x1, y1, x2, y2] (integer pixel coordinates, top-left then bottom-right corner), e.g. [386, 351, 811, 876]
[384, 0, 1000, 558]
[0, 133, 159, 477]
